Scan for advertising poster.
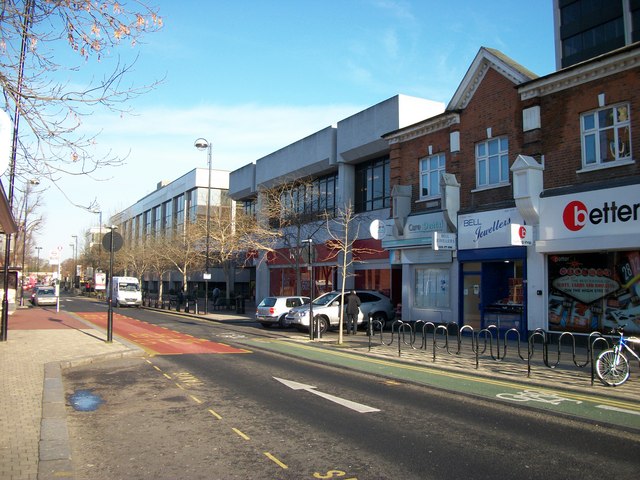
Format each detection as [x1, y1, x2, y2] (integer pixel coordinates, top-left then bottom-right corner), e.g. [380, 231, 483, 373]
[548, 251, 640, 334]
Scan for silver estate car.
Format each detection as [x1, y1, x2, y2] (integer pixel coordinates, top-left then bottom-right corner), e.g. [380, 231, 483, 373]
[285, 290, 395, 333]
[256, 296, 310, 328]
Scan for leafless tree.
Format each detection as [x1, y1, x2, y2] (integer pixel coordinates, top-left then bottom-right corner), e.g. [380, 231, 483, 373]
[258, 178, 326, 296]
[0, 0, 163, 209]
[324, 202, 379, 344]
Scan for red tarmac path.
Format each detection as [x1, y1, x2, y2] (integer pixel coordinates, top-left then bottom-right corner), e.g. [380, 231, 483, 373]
[11, 306, 249, 355]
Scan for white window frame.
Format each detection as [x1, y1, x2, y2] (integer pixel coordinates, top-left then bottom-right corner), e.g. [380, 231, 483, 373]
[475, 136, 509, 189]
[419, 153, 446, 200]
[580, 103, 632, 170]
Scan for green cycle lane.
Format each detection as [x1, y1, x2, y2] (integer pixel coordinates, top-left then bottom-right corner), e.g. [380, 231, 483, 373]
[240, 337, 640, 431]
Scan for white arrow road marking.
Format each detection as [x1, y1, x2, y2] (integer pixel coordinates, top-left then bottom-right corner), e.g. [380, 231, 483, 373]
[596, 405, 640, 416]
[273, 377, 380, 413]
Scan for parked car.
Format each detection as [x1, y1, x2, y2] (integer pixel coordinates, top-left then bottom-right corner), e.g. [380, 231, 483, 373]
[285, 290, 395, 333]
[32, 286, 57, 306]
[29, 284, 45, 305]
[256, 296, 310, 328]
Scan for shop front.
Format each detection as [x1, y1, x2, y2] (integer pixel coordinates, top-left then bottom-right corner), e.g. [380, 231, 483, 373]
[458, 208, 529, 335]
[537, 182, 640, 335]
[381, 212, 456, 324]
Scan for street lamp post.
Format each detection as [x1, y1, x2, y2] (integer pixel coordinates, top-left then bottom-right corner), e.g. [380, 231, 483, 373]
[19, 179, 39, 306]
[71, 234, 78, 289]
[35, 246, 42, 279]
[69, 243, 75, 290]
[195, 137, 212, 315]
[91, 209, 102, 271]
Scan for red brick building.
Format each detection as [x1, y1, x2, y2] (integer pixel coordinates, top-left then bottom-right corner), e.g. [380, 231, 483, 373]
[383, 44, 640, 336]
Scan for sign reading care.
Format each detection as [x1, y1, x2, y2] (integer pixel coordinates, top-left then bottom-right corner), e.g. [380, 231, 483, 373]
[540, 184, 639, 240]
[458, 208, 525, 250]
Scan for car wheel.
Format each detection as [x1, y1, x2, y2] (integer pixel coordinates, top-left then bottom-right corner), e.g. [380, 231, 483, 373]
[371, 312, 388, 330]
[278, 315, 287, 328]
[315, 316, 329, 334]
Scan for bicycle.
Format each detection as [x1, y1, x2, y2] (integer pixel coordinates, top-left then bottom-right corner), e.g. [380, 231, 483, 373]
[595, 325, 640, 386]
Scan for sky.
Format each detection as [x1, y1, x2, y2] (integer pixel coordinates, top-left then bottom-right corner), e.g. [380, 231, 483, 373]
[30, 0, 556, 263]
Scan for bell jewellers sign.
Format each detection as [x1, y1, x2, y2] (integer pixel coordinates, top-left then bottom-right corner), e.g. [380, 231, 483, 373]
[540, 184, 640, 240]
[458, 208, 526, 250]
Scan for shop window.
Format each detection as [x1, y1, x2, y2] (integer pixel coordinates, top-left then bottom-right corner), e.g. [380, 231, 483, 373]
[414, 267, 450, 308]
[419, 153, 446, 199]
[581, 103, 631, 169]
[475, 137, 509, 188]
[547, 251, 640, 335]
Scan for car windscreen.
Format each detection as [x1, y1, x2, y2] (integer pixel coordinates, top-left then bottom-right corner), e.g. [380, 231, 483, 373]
[312, 293, 339, 306]
[38, 289, 55, 296]
[258, 298, 277, 307]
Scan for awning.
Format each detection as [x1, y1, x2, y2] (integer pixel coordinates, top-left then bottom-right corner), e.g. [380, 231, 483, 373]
[0, 181, 18, 235]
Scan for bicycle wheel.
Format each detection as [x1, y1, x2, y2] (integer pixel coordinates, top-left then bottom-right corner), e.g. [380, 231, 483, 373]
[596, 349, 630, 386]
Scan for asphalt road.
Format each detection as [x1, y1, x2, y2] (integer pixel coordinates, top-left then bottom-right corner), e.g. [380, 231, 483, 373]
[61, 297, 640, 479]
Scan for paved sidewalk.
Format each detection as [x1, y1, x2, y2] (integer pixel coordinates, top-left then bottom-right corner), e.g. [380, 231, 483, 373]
[0, 306, 139, 480]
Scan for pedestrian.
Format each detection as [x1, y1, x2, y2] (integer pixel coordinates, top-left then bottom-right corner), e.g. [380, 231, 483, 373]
[345, 290, 361, 335]
[211, 286, 220, 306]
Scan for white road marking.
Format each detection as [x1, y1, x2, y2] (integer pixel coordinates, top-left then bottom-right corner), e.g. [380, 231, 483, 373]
[596, 405, 640, 416]
[274, 377, 380, 413]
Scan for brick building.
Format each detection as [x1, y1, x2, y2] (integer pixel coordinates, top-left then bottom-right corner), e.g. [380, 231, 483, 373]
[383, 43, 640, 336]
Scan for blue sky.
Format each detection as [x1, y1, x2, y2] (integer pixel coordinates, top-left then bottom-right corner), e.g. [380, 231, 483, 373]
[38, 0, 556, 262]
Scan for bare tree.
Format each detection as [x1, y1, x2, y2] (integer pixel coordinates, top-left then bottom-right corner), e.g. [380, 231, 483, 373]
[324, 202, 380, 344]
[159, 220, 205, 299]
[145, 235, 172, 303]
[0, 0, 163, 208]
[258, 178, 325, 296]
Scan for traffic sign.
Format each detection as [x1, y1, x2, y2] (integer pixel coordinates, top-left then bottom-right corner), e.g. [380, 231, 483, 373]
[102, 231, 124, 252]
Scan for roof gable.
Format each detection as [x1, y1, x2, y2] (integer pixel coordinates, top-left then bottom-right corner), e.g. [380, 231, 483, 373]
[447, 47, 538, 111]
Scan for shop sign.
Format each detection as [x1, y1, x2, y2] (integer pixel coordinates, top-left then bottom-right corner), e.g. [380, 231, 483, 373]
[540, 184, 640, 240]
[458, 208, 525, 250]
[433, 232, 456, 250]
[404, 212, 446, 238]
[369, 219, 387, 240]
[510, 224, 532, 246]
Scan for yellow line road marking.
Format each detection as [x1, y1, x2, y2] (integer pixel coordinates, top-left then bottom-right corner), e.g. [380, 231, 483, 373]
[264, 452, 288, 469]
[208, 409, 222, 420]
[232, 427, 250, 440]
[190, 395, 202, 404]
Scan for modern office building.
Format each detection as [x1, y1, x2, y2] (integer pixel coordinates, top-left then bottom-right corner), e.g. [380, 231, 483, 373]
[553, 0, 640, 69]
[107, 168, 250, 297]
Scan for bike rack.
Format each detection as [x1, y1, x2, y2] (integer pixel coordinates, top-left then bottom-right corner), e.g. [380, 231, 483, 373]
[368, 318, 617, 384]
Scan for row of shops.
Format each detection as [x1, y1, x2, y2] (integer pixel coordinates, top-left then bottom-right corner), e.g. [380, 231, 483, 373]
[382, 180, 639, 337]
[263, 179, 639, 337]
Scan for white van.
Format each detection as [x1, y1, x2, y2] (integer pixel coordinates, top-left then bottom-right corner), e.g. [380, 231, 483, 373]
[111, 276, 142, 307]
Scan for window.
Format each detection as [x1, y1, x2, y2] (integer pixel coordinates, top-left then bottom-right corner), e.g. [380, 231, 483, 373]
[187, 189, 198, 223]
[476, 137, 509, 188]
[420, 153, 446, 198]
[581, 104, 631, 168]
[243, 198, 256, 216]
[278, 173, 337, 220]
[355, 157, 390, 212]
[174, 195, 185, 233]
[414, 268, 450, 308]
